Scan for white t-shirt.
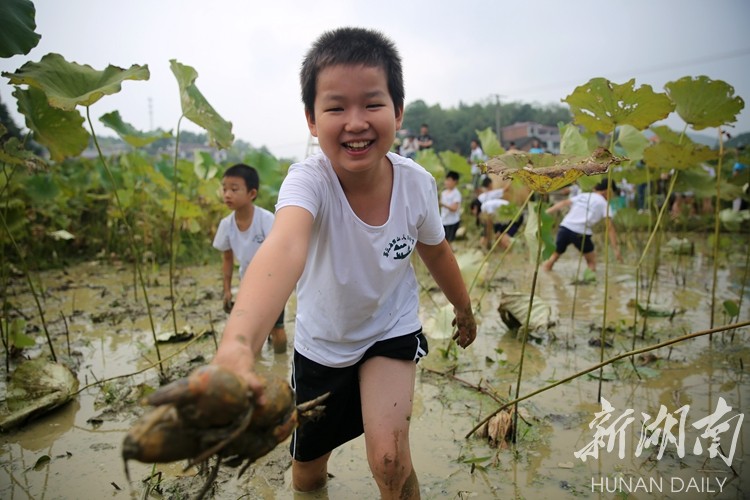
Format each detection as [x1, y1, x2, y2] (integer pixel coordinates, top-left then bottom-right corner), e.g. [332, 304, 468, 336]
[212, 207, 275, 279]
[560, 192, 609, 235]
[440, 188, 462, 225]
[480, 198, 509, 215]
[276, 152, 445, 367]
[477, 188, 504, 204]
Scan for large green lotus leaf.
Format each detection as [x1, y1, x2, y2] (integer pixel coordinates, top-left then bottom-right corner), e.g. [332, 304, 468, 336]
[13, 86, 89, 161]
[649, 125, 696, 145]
[414, 148, 444, 178]
[617, 125, 650, 162]
[0, 359, 79, 431]
[439, 150, 472, 178]
[476, 127, 503, 157]
[2, 53, 149, 110]
[244, 149, 284, 191]
[484, 147, 625, 194]
[169, 60, 233, 149]
[194, 151, 219, 181]
[0, 0, 41, 58]
[665, 76, 744, 130]
[642, 141, 718, 171]
[563, 78, 674, 134]
[99, 111, 172, 148]
[559, 122, 591, 156]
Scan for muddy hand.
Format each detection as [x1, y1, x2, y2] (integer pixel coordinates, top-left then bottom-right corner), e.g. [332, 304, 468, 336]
[211, 348, 266, 406]
[451, 305, 477, 348]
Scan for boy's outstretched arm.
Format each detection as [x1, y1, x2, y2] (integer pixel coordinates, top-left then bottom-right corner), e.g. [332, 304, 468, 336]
[212, 206, 313, 398]
[545, 198, 571, 215]
[416, 240, 476, 348]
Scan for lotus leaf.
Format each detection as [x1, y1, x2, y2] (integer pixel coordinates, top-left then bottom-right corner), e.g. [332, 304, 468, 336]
[3, 53, 149, 110]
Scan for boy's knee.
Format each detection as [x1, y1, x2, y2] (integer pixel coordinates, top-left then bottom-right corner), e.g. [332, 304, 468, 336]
[292, 455, 329, 492]
[368, 447, 413, 491]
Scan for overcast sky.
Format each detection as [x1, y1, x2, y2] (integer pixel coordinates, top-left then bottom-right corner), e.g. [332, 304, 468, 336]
[1, 0, 749, 160]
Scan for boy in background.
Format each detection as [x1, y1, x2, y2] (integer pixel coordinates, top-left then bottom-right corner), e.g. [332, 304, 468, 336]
[212, 27, 476, 498]
[440, 170, 462, 242]
[542, 179, 622, 272]
[212, 163, 287, 353]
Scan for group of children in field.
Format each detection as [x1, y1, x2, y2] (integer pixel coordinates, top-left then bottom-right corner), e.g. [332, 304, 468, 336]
[208, 27, 619, 498]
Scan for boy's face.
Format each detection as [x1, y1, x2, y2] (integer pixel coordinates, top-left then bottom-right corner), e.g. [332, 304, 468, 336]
[444, 177, 457, 189]
[306, 63, 403, 175]
[221, 176, 256, 210]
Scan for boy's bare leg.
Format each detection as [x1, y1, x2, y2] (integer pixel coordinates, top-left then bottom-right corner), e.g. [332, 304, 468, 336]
[583, 251, 597, 271]
[543, 252, 560, 271]
[292, 452, 331, 492]
[359, 356, 420, 499]
[270, 326, 287, 353]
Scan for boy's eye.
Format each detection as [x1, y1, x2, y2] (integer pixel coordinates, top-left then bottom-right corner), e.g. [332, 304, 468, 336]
[366, 103, 385, 109]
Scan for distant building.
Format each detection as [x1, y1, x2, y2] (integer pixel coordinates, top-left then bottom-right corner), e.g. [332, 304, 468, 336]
[501, 122, 560, 153]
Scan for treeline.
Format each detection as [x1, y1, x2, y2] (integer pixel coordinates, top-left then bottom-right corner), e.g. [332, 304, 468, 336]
[401, 98, 573, 154]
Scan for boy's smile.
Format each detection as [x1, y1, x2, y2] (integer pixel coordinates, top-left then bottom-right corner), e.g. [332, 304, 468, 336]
[307, 64, 403, 179]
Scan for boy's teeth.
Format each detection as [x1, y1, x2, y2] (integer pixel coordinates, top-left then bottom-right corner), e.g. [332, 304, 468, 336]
[347, 141, 369, 149]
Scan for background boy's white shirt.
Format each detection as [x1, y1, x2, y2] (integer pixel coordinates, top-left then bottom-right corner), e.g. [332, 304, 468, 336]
[560, 192, 609, 235]
[276, 152, 445, 368]
[212, 208, 275, 278]
[480, 198, 509, 214]
[440, 188, 462, 225]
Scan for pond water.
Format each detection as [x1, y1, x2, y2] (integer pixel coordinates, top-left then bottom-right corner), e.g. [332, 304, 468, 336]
[1, 235, 748, 499]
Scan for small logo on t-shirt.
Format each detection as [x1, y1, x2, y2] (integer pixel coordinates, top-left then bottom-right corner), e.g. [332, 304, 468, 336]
[383, 234, 415, 260]
[253, 234, 265, 244]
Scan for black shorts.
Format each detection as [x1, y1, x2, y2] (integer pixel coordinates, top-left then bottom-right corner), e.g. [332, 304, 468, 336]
[443, 222, 460, 242]
[493, 214, 524, 237]
[289, 329, 428, 462]
[555, 225, 594, 254]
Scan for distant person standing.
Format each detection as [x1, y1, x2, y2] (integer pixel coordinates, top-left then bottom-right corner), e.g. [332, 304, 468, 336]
[399, 134, 419, 159]
[213, 163, 288, 353]
[529, 139, 545, 154]
[469, 139, 487, 189]
[542, 179, 622, 272]
[417, 123, 434, 150]
[440, 170, 462, 242]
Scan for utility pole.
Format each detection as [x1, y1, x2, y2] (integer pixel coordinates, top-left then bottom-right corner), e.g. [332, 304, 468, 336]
[494, 94, 505, 147]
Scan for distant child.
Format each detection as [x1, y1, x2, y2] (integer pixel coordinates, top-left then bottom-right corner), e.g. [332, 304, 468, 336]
[211, 27, 476, 499]
[440, 170, 462, 242]
[212, 164, 287, 353]
[542, 179, 622, 272]
[474, 176, 523, 250]
[469, 139, 487, 189]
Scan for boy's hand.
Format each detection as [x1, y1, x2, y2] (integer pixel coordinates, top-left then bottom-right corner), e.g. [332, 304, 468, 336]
[451, 306, 477, 348]
[223, 292, 234, 314]
[212, 344, 266, 405]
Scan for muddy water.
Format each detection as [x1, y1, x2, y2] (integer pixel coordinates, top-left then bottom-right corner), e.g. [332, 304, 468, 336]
[1, 239, 748, 499]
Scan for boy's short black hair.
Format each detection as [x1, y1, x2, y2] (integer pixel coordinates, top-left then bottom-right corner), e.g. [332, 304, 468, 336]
[446, 170, 460, 181]
[593, 179, 617, 193]
[481, 176, 492, 188]
[300, 27, 404, 119]
[223, 163, 259, 191]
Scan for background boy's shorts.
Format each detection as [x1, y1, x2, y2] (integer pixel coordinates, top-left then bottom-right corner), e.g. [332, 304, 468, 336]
[555, 226, 595, 254]
[289, 329, 428, 462]
[493, 214, 524, 237]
